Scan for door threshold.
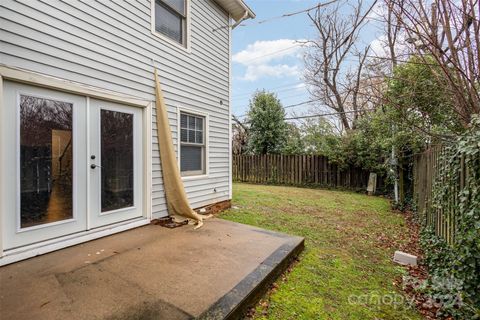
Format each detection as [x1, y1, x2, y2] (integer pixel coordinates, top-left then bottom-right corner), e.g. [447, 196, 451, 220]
[0, 218, 149, 266]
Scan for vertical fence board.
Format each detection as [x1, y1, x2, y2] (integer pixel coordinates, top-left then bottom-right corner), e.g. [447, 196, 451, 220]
[412, 145, 466, 244]
[232, 154, 381, 191]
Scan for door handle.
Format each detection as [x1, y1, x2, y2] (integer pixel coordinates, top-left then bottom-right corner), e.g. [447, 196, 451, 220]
[90, 164, 103, 169]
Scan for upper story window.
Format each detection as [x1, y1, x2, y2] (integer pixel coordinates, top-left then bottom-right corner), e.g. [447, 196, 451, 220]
[154, 0, 187, 46]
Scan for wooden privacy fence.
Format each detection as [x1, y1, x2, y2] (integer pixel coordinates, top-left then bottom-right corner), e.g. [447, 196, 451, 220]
[233, 154, 381, 191]
[413, 145, 466, 244]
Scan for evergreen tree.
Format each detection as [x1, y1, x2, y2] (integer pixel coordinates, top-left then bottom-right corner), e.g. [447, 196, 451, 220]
[247, 91, 287, 154]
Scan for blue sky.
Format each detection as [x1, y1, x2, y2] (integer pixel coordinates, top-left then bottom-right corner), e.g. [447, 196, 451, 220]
[231, 0, 381, 120]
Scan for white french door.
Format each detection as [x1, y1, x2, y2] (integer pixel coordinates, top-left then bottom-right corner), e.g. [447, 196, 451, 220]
[2, 82, 87, 249]
[1, 82, 144, 250]
[88, 99, 143, 229]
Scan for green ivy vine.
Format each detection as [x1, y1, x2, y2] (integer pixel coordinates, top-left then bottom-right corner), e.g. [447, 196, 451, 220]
[419, 115, 480, 319]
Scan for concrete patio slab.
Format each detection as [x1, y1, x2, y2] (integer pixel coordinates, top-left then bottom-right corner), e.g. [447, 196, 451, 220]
[0, 218, 304, 320]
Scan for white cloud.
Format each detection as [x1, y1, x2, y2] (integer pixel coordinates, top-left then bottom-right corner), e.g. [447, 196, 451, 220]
[233, 39, 305, 81]
[294, 83, 306, 89]
[369, 33, 411, 59]
[369, 35, 389, 57]
[242, 64, 300, 82]
[366, 1, 388, 23]
[233, 39, 305, 65]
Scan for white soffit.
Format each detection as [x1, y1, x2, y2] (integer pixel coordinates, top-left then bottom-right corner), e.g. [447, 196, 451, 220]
[215, 0, 256, 21]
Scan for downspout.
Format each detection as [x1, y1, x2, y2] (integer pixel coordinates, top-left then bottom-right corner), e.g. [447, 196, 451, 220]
[231, 11, 249, 29]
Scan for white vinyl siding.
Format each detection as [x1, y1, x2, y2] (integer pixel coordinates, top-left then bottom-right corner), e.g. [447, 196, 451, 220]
[0, 0, 231, 218]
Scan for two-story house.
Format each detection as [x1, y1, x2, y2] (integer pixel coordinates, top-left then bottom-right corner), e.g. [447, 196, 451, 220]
[0, 0, 255, 264]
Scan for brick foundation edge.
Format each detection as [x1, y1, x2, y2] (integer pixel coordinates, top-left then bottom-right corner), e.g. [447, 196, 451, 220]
[194, 199, 232, 215]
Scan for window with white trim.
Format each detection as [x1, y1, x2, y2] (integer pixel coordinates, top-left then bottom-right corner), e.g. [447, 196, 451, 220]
[154, 0, 187, 46]
[180, 112, 205, 176]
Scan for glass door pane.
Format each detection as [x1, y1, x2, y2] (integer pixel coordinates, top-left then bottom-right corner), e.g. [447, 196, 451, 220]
[100, 110, 134, 212]
[20, 95, 73, 228]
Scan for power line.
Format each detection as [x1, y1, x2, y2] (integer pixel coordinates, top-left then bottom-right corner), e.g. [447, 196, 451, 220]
[232, 87, 306, 101]
[234, 107, 378, 123]
[234, 84, 385, 117]
[235, 98, 320, 118]
[235, 89, 360, 116]
[237, 0, 338, 27]
[234, 44, 304, 65]
[213, 0, 337, 31]
[276, 92, 310, 101]
[233, 91, 308, 103]
[233, 81, 303, 97]
[284, 108, 377, 120]
[284, 99, 318, 110]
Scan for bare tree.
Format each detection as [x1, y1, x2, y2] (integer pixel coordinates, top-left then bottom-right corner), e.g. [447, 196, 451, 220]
[304, 0, 378, 131]
[391, 0, 480, 126]
[231, 115, 249, 155]
[383, 0, 405, 68]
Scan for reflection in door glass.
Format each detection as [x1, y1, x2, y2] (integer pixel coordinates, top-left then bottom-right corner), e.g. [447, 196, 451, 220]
[20, 95, 73, 228]
[101, 110, 134, 212]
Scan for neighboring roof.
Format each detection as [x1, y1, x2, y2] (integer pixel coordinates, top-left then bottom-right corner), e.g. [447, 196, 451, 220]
[214, 0, 256, 22]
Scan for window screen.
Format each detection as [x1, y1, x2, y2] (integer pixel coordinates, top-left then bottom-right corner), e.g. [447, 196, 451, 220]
[155, 0, 186, 45]
[180, 112, 205, 175]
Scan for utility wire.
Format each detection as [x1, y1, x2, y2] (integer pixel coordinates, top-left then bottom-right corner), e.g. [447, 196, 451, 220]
[234, 107, 378, 122]
[233, 91, 307, 102]
[235, 98, 320, 118]
[232, 81, 305, 99]
[235, 89, 357, 117]
[234, 85, 370, 116]
[283, 99, 319, 110]
[238, 0, 338, 27]
[235, 44, 304, 65]
[284, 108, 377, 120]
[232, 85, 306, 100]
[213, 0, 337, 31]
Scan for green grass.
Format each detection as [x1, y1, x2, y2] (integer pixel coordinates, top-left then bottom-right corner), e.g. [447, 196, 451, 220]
[220, 183, 422, 320]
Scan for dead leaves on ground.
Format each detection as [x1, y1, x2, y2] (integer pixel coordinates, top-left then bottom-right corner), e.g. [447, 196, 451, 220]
[396, 211, 453, 320]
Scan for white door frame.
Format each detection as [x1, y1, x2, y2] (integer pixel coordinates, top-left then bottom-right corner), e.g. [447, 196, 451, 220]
[0, 66, 153, 265]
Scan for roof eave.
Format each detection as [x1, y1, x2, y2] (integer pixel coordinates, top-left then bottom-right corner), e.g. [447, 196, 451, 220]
[215, 0, 256, 22]
[234, 0, 256, 20]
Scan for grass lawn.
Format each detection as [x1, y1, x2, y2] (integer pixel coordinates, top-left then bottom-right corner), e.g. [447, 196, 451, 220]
[220, 183, 422, 320]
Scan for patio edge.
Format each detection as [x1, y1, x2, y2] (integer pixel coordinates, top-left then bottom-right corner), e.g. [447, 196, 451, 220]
[197, 234, 305, 320]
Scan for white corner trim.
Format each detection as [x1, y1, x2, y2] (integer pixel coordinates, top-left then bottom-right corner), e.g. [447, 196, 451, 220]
[0, 65, 150, 108]
[228, 12, 233, 200]
[150, 0, 192, 54]
[0, 75, 4, 256]
[145, 102, 154, 220]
